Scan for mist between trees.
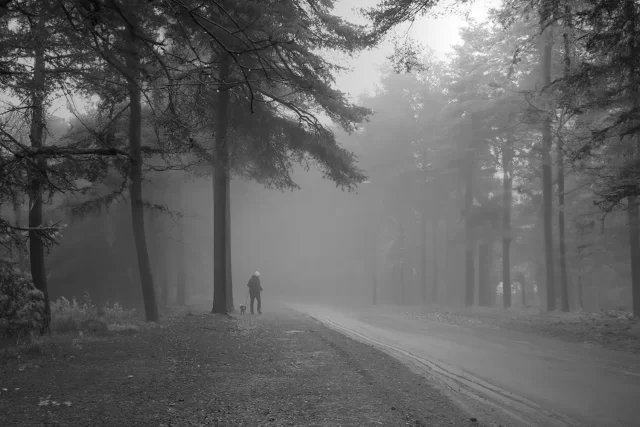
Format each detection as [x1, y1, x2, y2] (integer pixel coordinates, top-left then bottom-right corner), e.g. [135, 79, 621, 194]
[1, 0, 639, 336]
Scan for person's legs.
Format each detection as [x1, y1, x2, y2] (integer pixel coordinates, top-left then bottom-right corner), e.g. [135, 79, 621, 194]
[250, 293, 256, 314]
[256, 293, 262, 314]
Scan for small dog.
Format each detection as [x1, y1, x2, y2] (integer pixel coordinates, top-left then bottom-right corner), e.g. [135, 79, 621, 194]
[239, 304, 247, 315]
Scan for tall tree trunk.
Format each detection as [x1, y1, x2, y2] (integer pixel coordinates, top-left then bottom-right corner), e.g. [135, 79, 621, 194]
[502, 115, 514, 309]
[28, 9, 50, 332]
[225, 177, 234, 312]
[124, 4, 158, 322]
[430, 216, 439, 303]
[464, 114, 476, 307]
[540, 14, 556, 311]
[211, 52, 231, 315]
[558, 3, 572, 312]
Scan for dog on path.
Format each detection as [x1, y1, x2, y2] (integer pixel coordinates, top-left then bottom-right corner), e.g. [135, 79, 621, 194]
[239, 304, 247, 315]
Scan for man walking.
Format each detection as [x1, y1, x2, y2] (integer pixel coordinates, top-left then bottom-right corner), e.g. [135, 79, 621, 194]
[247, 271, 263, 314]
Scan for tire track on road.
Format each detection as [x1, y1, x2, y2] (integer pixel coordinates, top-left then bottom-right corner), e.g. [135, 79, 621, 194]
[300, 309, 579, 427]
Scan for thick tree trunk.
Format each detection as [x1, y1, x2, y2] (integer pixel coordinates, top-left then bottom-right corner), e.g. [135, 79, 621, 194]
[502, 123, 514, 309]
[430, 216, 439, 303]
[28, 10, 50, 332]
[540, 18, 556, 311]
[225, 177, 234, 312]
[211, 52, 231, 315]
[124, 6, 158, 322]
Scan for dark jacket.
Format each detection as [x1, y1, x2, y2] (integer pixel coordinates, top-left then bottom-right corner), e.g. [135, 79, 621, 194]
[248, 276, 263, 294]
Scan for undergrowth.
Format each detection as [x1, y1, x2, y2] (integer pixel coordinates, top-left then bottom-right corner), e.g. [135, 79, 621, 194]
[1, 292, 145, 361]
[50, 292, 139, 334]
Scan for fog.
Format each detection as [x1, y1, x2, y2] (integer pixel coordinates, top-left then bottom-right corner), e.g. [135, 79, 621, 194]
[183, 165, 378, 307]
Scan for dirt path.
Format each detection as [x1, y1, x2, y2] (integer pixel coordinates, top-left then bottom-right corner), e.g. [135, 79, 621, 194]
[0, 306, 482, 427]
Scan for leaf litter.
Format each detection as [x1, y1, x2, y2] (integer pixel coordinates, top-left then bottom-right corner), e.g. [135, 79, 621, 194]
[1, 308, 488, 427]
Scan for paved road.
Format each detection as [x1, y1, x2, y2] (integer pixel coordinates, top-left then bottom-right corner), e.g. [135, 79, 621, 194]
[286, 303, 640, 427]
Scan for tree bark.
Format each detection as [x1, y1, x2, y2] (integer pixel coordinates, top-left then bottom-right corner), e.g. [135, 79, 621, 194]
[540, 15, 556, 311]
[124, 4, 158, 322]
[28, 8, 50, 333]
[225, 176, 234, 312]
[211, 51, 231, 315]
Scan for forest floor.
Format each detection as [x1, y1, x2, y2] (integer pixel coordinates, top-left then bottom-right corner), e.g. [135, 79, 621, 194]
[380, 303, 640, 354]
[0, 305, 486, 427]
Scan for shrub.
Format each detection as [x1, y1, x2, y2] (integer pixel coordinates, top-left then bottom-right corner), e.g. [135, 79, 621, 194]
[50, 293, 137, 334]
[103, 301, 136, 319]
[50, 293, 107, 334]
[0, 264, 47, 340]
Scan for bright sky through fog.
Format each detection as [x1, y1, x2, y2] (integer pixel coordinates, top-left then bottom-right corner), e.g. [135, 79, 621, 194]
[333, 0, 500, 100]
